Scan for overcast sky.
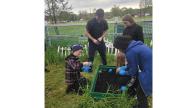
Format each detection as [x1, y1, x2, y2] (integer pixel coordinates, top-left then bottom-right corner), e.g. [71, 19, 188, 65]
[68, 0, 140, 14]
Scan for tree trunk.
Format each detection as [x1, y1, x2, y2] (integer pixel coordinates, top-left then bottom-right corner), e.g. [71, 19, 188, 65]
[51, 0, 59, 35]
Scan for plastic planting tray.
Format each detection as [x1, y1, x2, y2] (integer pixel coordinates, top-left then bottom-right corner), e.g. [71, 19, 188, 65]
[90, 65, 130, 99]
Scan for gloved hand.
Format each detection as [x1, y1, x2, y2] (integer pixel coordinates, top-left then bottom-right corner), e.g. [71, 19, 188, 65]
[120, 66, 127, 70]
[83, 62, 92, 66]
[108, 69, 113, 73]
[82, 65, 91, 72]
[117, 66, 128, 76]
[120, 85, 128, 91]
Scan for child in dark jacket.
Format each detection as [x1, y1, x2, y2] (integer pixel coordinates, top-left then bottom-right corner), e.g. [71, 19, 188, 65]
[65, 44, 90, 95]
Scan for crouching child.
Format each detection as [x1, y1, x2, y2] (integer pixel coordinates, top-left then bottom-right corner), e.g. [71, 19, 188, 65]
[114, 36, 152, 108]
[65, 44, 90, 95]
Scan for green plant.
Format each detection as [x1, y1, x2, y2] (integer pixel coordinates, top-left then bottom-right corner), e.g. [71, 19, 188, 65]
[144, 38, 152, 48]
[45, 61, 152, 108]
[76, 86, 137, 108]
[45, 47, 64, 65]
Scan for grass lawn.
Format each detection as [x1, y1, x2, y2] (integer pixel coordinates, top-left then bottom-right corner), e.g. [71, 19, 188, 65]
[45, 54, 115, 108]
[47, 23, 115, 36]
[45, 54, 152, 108]
[46, 16, 152, 36]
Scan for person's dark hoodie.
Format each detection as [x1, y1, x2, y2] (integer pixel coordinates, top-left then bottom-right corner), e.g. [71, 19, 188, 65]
[125, 40, 152, 96]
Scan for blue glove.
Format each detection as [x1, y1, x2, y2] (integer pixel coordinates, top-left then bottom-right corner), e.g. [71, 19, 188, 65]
[120, 86, 128, 91]
[108, 69, 113, 73]
[119, 66, 128, 76]
[119, 66, 127, 70]
[119, 70, 126, 76]
[82, 66, 91, 72]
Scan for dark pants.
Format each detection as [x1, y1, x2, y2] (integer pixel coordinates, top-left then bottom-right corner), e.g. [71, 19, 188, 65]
[66, 77, 88, 95]
[88, 42, 107, 65]
[136, 83, 148, 108]
[66, 82, 79, 93]
[130, 78, 148, 108]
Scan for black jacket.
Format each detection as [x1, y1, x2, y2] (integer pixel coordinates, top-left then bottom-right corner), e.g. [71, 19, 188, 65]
[123, 24, 144, 43]
[86, 18, 108, 43]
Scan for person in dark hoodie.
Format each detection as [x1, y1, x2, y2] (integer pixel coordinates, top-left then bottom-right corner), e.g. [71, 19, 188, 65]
[65, 44, 91, 95]
[116, 14, 144, 68]
[114, 36, 152, 108]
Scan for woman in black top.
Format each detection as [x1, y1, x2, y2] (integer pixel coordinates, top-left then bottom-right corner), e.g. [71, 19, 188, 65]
[122, 14, 144, 43]
[116, 15, 145, 67]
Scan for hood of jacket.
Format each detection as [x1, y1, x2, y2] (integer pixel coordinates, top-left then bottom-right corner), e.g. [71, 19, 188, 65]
[126, 40, 143, 52]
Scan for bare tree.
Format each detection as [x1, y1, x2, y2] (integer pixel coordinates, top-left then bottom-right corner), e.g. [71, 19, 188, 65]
[45, 0, 72, 24]
[111, 5, 123, 17]
[45, 0, 72, 35]
[139, 0, 152, 16]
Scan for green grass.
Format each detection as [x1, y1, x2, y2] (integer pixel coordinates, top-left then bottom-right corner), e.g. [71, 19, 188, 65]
[45, 54, 115, 108]
[46, 16, 152, 36]
[46, 20, 152, 48]
[47, 25, 85, 36]
[134, 16, 152, 22]
[50, 37, 83, 47]
[47, 23, 115, 36]
[45, 53, 152, 108]
[45, 17, 152, 107]
[62, 16, 152, 25]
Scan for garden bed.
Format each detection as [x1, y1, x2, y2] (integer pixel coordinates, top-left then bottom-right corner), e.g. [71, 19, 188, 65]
[90, 65, 131, 99]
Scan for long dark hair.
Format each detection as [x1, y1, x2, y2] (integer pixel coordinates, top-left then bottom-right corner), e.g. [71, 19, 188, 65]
[113, 35, 132, 51]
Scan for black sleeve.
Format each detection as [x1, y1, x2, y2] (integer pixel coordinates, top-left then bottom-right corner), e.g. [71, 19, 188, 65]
[137, 26, 144, 43]
[80, 63, 83, 72]
[104, 20, 108, 31]
[123, 28, 127, 35]
[86, 20, 92, 32]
